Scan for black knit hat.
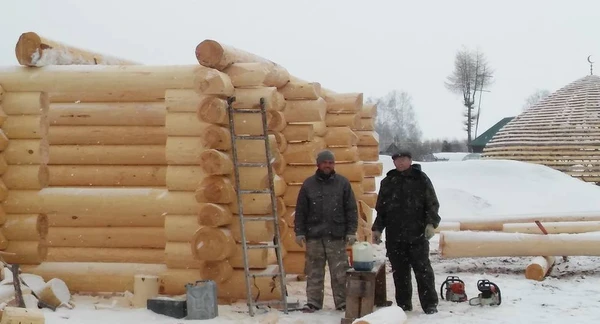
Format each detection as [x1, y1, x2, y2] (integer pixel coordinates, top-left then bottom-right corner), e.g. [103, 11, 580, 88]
[316, 149, 335, 164]
[391, 150, 412, 160]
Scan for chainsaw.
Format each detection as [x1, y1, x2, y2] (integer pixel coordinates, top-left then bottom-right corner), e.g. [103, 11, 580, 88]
[468, 279, 501, 306]
[439, 276, 468, 302]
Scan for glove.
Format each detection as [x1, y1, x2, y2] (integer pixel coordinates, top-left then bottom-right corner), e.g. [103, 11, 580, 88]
[346, 234, 357, 246]
[425, 224, 435, 240]
[295, 235, 306, 247]
[372, 231, 382, 244]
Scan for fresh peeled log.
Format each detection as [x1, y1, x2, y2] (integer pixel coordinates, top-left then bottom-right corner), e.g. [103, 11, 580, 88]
[38, 278, 71, 308]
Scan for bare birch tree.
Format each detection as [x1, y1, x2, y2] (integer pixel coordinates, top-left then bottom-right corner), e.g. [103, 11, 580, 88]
[445, 47, 494, 151]
[522, 89, 550, 111]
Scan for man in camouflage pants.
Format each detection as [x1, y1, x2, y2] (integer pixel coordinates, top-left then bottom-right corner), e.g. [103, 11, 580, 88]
[294, 150, 358, 312]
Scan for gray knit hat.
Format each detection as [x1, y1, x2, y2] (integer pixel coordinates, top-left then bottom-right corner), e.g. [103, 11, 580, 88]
[316, 149, 335, 164]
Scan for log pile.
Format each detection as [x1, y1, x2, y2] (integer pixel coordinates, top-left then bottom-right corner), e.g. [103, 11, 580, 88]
[0, 33, 383, 303]
[436, 214, 600, 281]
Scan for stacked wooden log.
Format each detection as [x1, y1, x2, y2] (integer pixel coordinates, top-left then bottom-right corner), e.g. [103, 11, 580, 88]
[437, 214, 600, 281]
[0, 88, 49, 265]
[194, 39, 384, 277]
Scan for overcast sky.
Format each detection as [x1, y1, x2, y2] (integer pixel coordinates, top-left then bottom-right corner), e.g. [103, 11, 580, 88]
[2, 0, 598, 140]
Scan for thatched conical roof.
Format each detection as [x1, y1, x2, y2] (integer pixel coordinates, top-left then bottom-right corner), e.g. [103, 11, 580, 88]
[484, 75, 600, 183]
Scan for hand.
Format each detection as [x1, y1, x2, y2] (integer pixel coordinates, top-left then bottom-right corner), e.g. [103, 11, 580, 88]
[295, 235, 306, 247]
[372, 231, 382, 244]
[346, 235, 357, 246]
[425, 224, 435, 240]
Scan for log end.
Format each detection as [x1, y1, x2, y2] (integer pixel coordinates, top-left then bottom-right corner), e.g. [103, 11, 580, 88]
[201, 125, 231, 150]
[198, 203, 233, 226]
[199, 149, 233, 175]
[37, 213, 49, 240]
[197, 97, 228, 124]
[196, 39, 226, 69]
[15, 32, 43, 66]
[202, 260, 233, 283]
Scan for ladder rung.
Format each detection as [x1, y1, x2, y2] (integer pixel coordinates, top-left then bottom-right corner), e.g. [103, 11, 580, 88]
[238, 162, 269, 167]
[239, 189, 271, 194]
[232, 109, 263, 113]
[242, 216, 276, 221]
[246, 244, 278, 249]
[248, 272, 282, 278]
[234, 135, 267, 140]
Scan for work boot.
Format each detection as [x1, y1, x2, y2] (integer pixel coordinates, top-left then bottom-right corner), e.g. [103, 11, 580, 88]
[424, 306, 438, 314]
[398, 304, 412, 312]
[301, 303, 320, 313]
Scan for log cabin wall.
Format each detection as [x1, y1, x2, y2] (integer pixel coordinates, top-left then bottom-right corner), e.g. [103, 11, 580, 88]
[0, 36, 383, 303]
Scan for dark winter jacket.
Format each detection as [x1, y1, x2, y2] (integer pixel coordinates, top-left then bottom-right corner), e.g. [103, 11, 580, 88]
[371, 164, 441, 242]
[294, 170, 358, 239]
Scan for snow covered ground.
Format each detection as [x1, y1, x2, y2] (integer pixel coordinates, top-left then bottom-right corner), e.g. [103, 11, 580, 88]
[38, 155, 600, 323]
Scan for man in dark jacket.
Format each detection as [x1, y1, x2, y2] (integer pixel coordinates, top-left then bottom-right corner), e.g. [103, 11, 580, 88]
[294, 149, 358, 312]
[371, 150, 441, 314]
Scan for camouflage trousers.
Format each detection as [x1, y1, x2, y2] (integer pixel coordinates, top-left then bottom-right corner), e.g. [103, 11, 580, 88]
[304, 237, 349, 309]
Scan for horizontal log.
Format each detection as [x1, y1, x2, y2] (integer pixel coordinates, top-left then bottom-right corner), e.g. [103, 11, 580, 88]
[440, 231, 600, 257]
[22, 262, 168, 293]
[165, 89, 213, 113]
[282, 251, 305, 275]
[0, 108, 6, 127]
[503, 221, 600, 234]
[195, 39, 290, 88]
[47, 227, 166, 248]
[282, 230, 304, 252]
[283, 210, 295, 228]
[192, 226, 236, 261]
[49, 145, 165, 165]
[325, 113, 360, 128]
[2, 188, 198, 216]
[223, 62, 268, 87]
[283, 184, 301, 206]
[0, 179, 7, 201]
[359, 192, 377, 208]
[166, 137, 205, 165]
[283, 137, 326, 164]
[0, 155, 6, 175]
[0, 229, 7, 250]
[217, 266, 282, 301]
[230, 194, 286, 216]
[49, 91, 164, 103]
[47, 165, 167, 187]
[358, 200, 374, 225]
[271, 131, 287, 153]
[165, 215, 199, 242]
[357, 145, 380, 161]
[232, 87, 285, 111]
[324, 127, 358, 147]
[4, 139, 49, 165]
[358, 118, 375, 131]
[279, 81, 321, 100]
[363, 162, 383, 177]
[1, 92, 49, 115]
[282, 124, 314, 142]
[351, 181, 364, 197]
[459, 213, 600, 231]
[2, 115, 49, 139]
[166, 166, 206, 191]
[324, 93, 363, 113]
[0, 65, 234, 96]
[165, 112, 210, 136]
[4, 241, 47, 264]
[46, 213, 164, 228]
[283, 98, 327, 122]
[227, 216, 274, 243]
[49, 125, 166, 145]
[362, 177, 376, 192]
[3, 214, 48, 240]
[328, 146, 359, 163]
[49, 102, 165, 126]
[434, 222, 461, 233]
[46, 247, 164, 264]
[282, 162, 364, 183]
[359, 103, 377, 118]
[15, 31, 140, 66]
[2, 165, 45, 189]
[198, 203, 233, 227]
[165, 242, 204, 269]
[228, 244, 269, 269]
[355, 131, 380, 146]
